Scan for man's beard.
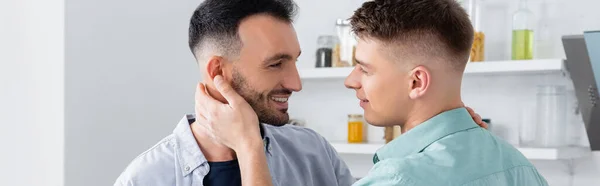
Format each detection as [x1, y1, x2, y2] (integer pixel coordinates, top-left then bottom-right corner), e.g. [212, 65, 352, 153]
[231, 69, 292, 126]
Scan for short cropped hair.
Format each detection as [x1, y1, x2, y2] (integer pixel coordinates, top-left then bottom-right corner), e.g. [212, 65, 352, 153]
[350, 0, 474, 70]
[188, 0, 297, 60]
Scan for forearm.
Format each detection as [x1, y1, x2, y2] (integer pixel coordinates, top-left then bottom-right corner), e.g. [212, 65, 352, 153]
[236, 141, 273, 186]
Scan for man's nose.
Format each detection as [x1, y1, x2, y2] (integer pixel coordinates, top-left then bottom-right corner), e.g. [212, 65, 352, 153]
[283, 65, 302, 92]
[345, 67, 361, 90]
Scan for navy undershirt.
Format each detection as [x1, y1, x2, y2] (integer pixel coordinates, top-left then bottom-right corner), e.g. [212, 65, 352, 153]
[202, 160, 242, 186]
[188, 118, 267, 186]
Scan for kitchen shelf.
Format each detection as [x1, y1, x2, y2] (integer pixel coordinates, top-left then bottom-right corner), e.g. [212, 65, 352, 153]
[300, 59, 564, 79]
[330, 142, 590, 160]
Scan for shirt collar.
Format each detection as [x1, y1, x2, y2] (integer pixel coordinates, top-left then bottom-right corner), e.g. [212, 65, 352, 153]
[172, 114, 206, 176]
[374, 108, 478, 163]
[172, 114, 274, 176]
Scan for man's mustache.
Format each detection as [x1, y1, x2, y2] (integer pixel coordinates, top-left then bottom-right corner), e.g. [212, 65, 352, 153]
[269, 89, 293, 95]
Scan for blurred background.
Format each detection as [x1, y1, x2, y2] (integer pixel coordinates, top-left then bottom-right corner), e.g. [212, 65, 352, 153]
[1, 0, 599, 186]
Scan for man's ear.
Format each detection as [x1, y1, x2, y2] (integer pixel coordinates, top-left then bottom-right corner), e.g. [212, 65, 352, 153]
[408, 66, 430, 99]
[206, 56, 224, 79]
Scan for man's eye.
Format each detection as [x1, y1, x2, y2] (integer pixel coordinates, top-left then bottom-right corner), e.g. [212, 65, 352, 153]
[360, 68, 368, 74]
[269, 62, 282, 68]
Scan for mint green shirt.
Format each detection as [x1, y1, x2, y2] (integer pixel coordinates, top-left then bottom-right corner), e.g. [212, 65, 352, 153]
[354, 108, 548, 186]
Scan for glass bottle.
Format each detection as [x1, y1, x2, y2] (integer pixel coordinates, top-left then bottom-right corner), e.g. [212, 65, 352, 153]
[348, 114, 364, 143]
[536, 0, 553, 59]
[464, 0, 485, 62]
[511, 0, 535, 60]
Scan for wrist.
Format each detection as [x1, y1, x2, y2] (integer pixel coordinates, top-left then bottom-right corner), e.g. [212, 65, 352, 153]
[233, 120, 262, 152]
[234, 136, 263, 154]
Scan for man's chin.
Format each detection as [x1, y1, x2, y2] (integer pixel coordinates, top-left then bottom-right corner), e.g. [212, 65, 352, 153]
[364, 113, 385, 127]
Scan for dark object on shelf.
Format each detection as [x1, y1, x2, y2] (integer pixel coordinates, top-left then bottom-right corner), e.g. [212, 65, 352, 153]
[315, 35, 337, 68]
[316, 48, 332, 68]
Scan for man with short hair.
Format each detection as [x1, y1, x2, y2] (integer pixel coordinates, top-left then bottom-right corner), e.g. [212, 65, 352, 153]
[115, 0, 355, 185]
[345, 0, 548, 185]
[195, 0, 548, 186]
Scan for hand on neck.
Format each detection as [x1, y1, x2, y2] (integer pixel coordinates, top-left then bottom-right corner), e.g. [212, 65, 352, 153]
[190, 121, 237, 162]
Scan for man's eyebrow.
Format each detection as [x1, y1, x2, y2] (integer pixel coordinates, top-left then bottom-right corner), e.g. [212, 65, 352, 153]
[263, 51, 302, 63]
[356, 59, 370, 68]
[263, 53, 293, 63]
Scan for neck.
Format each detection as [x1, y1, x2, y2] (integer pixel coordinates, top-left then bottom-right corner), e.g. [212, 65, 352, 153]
[190, 121, 236, 162]
[401, 94, 463, 134]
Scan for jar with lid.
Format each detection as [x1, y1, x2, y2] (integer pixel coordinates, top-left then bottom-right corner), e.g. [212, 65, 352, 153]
[334, 19, 356, 67]
[315, 35, 338, 68]
[348, 114, 364, 143]
[463, 0, 485, 62]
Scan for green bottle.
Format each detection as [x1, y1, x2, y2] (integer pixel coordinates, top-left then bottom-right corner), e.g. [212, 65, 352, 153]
[511, 0, 535, 60]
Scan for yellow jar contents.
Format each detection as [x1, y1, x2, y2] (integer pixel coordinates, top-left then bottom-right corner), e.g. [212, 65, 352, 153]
[348, 114, 364, 143]
[470, 31, 485, 62]
[512, 29, 534, 60]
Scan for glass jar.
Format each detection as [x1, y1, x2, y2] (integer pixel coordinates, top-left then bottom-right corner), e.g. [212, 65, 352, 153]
[534, 85, 567, 147]
[334, 19, 355, 67]
[519, 103, 537, 147]
[348, 114, 364, 143]
[384, 126, 402, 143]
[315, 35, 338, 68]
[463, 0, 485, 62]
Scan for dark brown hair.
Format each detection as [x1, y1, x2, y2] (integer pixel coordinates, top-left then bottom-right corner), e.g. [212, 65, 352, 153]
[350, 0, 474, 69]
[189, 0, 297, 60]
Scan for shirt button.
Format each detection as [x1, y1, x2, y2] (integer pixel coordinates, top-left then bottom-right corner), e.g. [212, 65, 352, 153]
[185, 166, 190, 171]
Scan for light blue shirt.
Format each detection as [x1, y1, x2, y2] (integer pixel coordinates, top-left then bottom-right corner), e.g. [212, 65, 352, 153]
[354, 108, 549, 186]
[115, 114, 354, 186]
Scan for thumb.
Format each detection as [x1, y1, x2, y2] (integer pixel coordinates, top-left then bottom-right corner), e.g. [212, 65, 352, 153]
[213, 75, 243, 106]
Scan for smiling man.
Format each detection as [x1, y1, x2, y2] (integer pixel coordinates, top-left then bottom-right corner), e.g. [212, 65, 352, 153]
[114, 0, 354, 185]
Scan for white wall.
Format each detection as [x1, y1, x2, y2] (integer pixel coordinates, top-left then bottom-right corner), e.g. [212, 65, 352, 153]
[64, 0, 199, 185]
[0, 0, 65, 186]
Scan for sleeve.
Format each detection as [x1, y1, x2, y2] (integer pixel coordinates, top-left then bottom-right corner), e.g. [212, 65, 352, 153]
[320, 136, 356, 186]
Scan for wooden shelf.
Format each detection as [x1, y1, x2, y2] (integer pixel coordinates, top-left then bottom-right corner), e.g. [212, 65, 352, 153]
[330, 142, 590, 160]
[300, 59, 564, 79]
